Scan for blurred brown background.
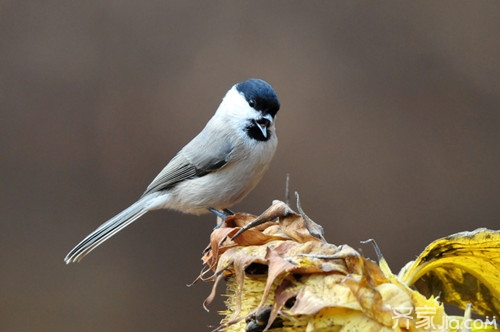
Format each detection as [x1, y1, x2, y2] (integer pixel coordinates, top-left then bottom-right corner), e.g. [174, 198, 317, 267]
[1, 1, 499, 331]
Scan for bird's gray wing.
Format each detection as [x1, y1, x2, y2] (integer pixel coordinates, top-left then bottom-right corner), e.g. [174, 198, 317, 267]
[142, 138, 234, 196]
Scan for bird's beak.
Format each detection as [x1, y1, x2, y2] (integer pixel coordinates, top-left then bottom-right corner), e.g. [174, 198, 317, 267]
[256, 114, 273, 138]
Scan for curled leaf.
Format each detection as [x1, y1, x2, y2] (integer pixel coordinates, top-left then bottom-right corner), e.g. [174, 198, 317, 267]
[399, 228, 500, 318]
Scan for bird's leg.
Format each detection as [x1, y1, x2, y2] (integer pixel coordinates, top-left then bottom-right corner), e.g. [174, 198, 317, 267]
[208, 208, 233, 219]
[208, 208, 233, 229]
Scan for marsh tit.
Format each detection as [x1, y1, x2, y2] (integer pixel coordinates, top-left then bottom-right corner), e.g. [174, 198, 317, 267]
[64, 78, 280, 263]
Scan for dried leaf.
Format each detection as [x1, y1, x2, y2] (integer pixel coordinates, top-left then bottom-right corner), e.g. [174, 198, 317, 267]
[198, 201, 499, 331]
[295, 192, 325, 242]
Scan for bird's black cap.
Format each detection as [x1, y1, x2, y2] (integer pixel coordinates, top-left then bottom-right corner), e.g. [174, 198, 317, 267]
[236, 79, 280, 117]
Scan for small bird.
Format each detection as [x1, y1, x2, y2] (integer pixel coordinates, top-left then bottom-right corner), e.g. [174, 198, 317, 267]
[64, 78, 280, 263]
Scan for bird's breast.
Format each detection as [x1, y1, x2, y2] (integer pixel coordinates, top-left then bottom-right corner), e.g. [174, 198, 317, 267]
[163, 136, 277, 215]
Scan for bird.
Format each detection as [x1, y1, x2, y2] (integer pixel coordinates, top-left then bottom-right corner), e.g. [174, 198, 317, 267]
[64, 78, 280, 263]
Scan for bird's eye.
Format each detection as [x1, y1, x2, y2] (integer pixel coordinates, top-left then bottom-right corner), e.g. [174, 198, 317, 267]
[248, 99, 256, 108]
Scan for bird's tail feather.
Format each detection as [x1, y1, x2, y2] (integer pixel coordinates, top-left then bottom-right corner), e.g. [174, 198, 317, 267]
[64, 196, 151, 264]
